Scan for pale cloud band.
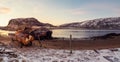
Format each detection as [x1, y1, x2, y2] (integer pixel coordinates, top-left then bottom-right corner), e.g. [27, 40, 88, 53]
[0, 7, 11, 14]
[69, 3, 120, 16]
[69, 8, 88, 15]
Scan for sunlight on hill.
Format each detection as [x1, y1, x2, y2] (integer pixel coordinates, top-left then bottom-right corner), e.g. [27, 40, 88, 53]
[0, 30, 15, 36]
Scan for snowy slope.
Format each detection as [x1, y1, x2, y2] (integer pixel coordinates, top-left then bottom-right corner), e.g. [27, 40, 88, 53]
[60, 17, 120, 29]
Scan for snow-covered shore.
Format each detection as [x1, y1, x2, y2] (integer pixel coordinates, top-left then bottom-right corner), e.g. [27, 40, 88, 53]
[0, 47, 30, 62]
[9, 47, 120, 62]
[1, 46, 120, 62]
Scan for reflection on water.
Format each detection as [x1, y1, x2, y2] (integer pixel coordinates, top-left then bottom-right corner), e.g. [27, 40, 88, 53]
[52, 29, 120, 38]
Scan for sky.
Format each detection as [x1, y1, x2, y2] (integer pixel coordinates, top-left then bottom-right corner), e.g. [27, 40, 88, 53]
[0, 0, 120, 26]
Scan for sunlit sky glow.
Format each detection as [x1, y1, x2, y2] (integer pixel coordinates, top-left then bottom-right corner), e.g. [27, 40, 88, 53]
[0, 0, 120, 26]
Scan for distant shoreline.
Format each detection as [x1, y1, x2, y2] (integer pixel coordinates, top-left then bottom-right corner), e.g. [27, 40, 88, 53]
[1, 28, 120, 39]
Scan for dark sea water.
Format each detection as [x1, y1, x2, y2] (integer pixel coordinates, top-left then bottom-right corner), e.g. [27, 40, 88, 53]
[52, 29, 120, 38]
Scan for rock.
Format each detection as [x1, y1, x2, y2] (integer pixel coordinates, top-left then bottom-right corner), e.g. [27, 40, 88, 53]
[9, 59, 19, 62]
[0, 57, 3, 62]
[0, 47, 5, 52]
[110, 48, 119, 51]
[22, 59, 27, 62]
[103, 56, 120, 62]
[30, 28, 52, 40]
[91, 33, 120, 40]
[9, 53, 18, 58]
[52, 60, 58, 62]
[5, 49, 14, 53]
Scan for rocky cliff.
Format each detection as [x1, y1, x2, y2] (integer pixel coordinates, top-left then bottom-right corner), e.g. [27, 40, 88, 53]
[7, 18, 54, 30]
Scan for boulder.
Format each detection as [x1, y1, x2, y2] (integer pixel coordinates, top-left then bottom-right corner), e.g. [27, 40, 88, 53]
[30, 28, 52, 40]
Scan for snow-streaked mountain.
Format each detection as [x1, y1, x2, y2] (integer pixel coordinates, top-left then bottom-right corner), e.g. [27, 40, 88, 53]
[6, 18, 54, 30]
[60, 17, 120, 29]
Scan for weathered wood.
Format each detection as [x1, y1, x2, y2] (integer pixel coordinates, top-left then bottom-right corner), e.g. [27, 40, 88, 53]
[70, 34, 72, 54]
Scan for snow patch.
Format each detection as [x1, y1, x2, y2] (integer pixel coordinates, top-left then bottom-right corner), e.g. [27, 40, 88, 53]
[11, 48, 120, 62]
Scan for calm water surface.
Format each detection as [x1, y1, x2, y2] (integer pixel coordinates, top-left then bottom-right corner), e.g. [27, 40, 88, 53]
[52, 29, 120, 38]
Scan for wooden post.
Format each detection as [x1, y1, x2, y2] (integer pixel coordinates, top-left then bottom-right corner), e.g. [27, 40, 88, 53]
[70, 34, 72, 54]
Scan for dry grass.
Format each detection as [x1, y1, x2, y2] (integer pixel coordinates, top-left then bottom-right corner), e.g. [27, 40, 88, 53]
[1, 34, 120, 50]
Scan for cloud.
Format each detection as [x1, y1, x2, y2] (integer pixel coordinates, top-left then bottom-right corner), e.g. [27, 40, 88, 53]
[115, 9, 120, 13]
[70, 2, 120, 16]
[113, 8, 120, 15]
[0, 7, 11, 14]
[69, 9, 88, 15]
[85, 3, 120, 11]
